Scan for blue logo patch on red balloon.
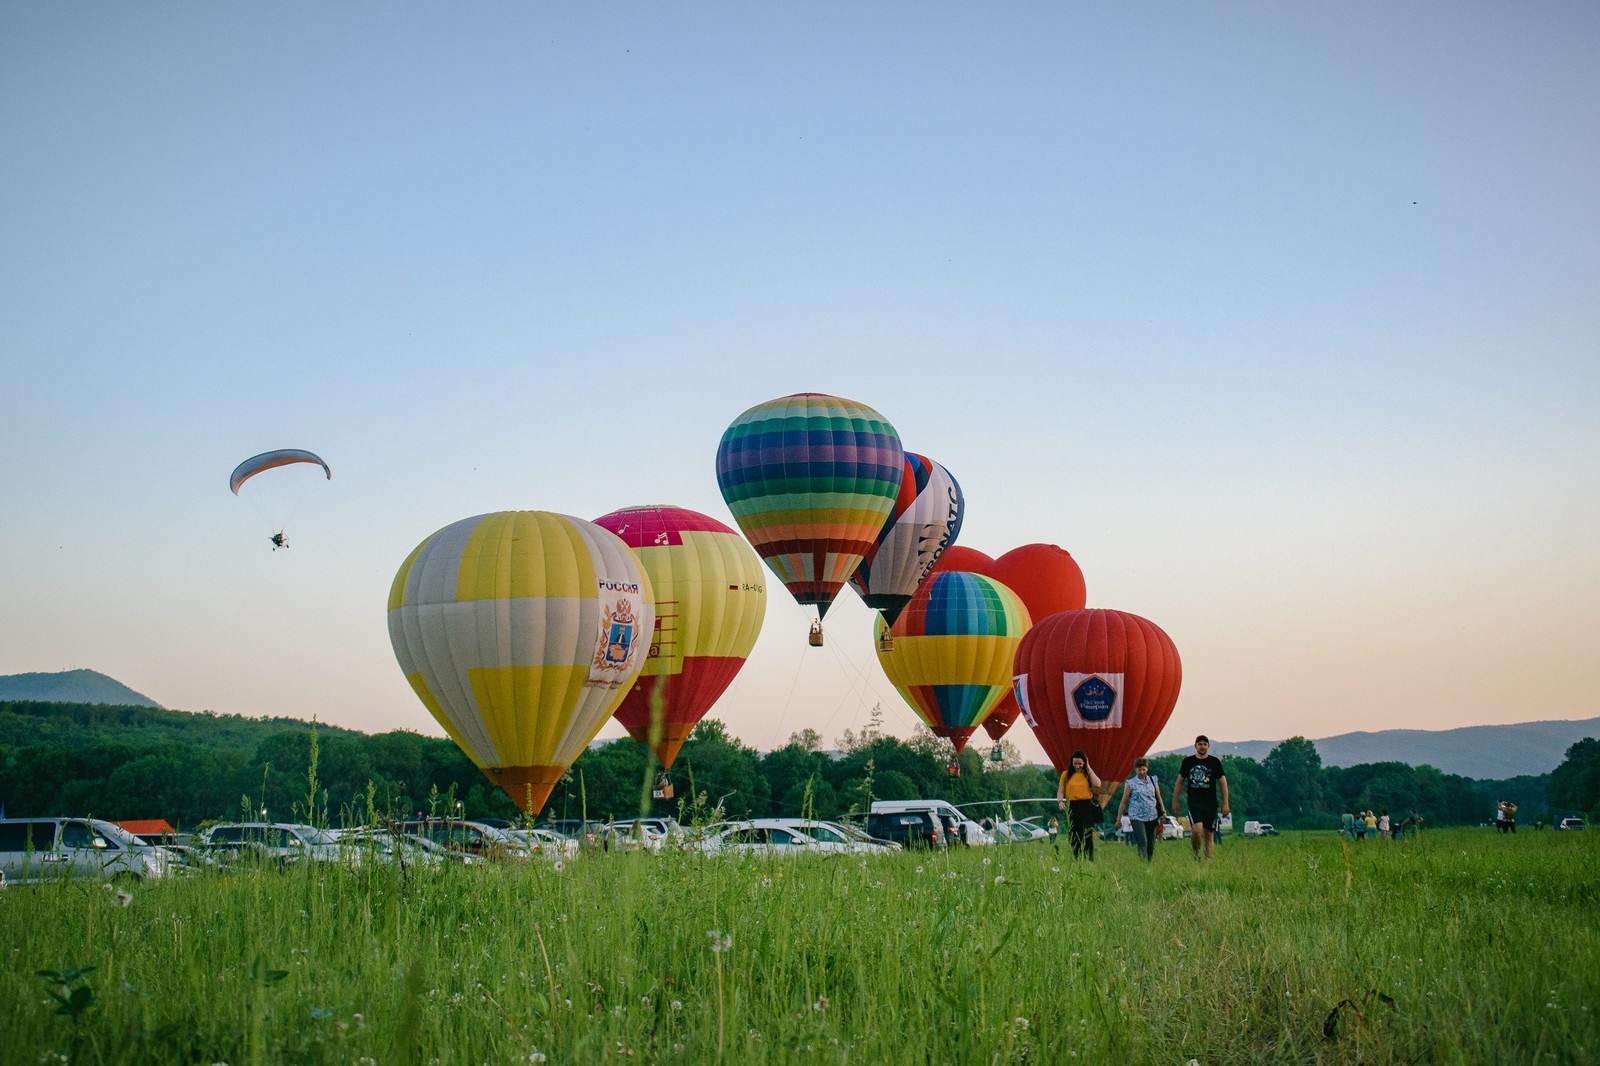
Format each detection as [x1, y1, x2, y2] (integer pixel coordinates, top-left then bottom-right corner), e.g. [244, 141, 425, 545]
[1073, 676, 1117, 722]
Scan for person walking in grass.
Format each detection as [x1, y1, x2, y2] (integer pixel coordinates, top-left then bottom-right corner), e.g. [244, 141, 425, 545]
[1116, 757, 1165, 863]
[1173, 735, 1229, 861]
[1056, 751, 1103, 860]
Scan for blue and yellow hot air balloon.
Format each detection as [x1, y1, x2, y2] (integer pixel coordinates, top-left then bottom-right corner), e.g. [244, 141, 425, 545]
[387, 511, 654, 815]
[874, 571, 1030, 753]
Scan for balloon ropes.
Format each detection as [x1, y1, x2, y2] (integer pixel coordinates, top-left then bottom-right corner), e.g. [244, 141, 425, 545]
[387, 511, 654, 816]
[715, 393, 902, 645]
[593, 505, 767, 772]
[1012, 608, 1181, 805]
[229, 448, 331, 549]
[874, 570, 1030, 757]
[848, 452, 965, 629]
[980, 544, 1088, 742]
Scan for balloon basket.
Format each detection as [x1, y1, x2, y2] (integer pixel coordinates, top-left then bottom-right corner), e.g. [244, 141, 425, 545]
[877, 632, 894, 652]
[652, 773, 675, 801]
[808, 620, 824, 647]
[946, 758, 961, 777]
[989, 745, 1004, 764]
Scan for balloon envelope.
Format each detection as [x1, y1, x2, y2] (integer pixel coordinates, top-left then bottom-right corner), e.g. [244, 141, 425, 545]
[981, 543, 1089, 742]
[928, 544, 994, 577]
[387, 511, 654, 815]
[594, 505, 767, 769]
[715, 393, 903, 622]
[1012, 608, 1182, 785]
[848, 452, 964, 625]
[875, 571, 1031, 753]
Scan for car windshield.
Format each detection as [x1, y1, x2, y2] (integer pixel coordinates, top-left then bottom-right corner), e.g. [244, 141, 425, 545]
[303, 827, 339, 846]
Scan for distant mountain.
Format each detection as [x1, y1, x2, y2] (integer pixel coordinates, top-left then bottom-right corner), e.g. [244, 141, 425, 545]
[1160, 717, 1600, 780]
[0, 669, 163, 709]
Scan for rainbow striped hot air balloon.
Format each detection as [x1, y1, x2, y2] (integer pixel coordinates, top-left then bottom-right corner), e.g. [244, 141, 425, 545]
[874, 570, 1031, 753]
[594, 505, 767, 769]
[715, 393, 903, 643]
[387, 511, 654, 815]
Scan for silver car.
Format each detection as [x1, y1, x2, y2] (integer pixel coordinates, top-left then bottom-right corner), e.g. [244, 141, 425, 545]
[0, 817, 170, 885]
[199, 822, 353, 867]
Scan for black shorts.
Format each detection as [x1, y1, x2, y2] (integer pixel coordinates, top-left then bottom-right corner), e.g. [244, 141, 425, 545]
[1188, 801, 1218, 832]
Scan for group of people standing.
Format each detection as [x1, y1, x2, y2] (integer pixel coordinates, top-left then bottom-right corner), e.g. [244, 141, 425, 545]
[1055, 735, 1230, 863]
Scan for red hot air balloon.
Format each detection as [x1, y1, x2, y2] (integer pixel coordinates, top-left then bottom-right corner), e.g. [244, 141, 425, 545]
[981, 543, 1089, 742]
[1012, 609, 1182, 803]
[927, 545, 994, 577]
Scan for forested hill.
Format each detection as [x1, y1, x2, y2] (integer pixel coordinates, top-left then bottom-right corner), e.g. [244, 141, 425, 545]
[0, 698, 367, 753]
[0, 669, 163, 709]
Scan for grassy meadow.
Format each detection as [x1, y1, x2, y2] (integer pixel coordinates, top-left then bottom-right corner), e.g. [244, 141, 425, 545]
[1, 828, 1596, 1065]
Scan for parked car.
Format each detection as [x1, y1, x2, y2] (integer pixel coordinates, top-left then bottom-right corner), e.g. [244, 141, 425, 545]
[1159, 816, 1186, 840]
[1558, 817, 1586, 831]
[504, 827, 579, 859]
[863, 809, 947, 850]
[993, 820, 1049, 844]
[335, 827, 464, 866]
[1242, 821, 1279, 837]
[769, 818, 897, 854]
[870, 801, 991, 845]
[199, 823, 351, 867]
[693, 821, 826, 857]
[0, 817, 172, 885]
[393, 819, 526, 860]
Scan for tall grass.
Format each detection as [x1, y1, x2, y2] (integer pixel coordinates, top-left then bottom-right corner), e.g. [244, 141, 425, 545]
[1, 829, 1595, 1064]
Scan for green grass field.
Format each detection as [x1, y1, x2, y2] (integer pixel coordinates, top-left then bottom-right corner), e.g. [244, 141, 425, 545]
[2, 829, 1595, 1065]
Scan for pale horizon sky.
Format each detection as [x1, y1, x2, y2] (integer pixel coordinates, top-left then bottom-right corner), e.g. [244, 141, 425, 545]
[3, 4, 1596, 766]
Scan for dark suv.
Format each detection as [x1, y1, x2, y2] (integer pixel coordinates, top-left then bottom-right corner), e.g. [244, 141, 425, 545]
[865, 810, 947, 850]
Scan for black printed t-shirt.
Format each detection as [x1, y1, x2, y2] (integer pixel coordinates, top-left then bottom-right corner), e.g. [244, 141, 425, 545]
[1179, 754, 1226, 811]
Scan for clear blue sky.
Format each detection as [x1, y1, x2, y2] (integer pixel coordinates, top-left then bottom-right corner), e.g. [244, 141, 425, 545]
[3, 3, 1596, 763]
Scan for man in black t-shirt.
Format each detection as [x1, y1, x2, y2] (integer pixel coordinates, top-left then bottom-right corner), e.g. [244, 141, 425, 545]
[1173, 735, 1229, 860]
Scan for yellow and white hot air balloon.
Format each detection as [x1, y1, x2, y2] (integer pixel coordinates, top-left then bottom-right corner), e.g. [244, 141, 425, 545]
[387, 511, 655, 815]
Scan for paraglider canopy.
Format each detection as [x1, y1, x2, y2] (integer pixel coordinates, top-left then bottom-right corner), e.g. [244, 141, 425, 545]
[229, 449, 331, 495]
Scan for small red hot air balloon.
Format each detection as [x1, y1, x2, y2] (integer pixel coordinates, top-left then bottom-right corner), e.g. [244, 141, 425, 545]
[1012, 608, 1181, 802]
[928, 544, 994, 577]
[981, 543, 1089, 742]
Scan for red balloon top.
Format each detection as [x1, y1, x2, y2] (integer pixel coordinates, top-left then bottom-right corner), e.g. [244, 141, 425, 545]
[988, 544, 1087, 622]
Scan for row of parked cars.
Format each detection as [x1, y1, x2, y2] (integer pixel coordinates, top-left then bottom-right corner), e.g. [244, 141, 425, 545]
[0, 801, 1084, 885]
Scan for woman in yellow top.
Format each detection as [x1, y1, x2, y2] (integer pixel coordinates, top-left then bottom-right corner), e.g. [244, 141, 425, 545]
[1056, 750, 1103, 860]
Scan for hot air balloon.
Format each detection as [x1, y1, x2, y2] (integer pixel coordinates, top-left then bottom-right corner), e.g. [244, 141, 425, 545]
[594, 505, 767, 770]
[874, 571, 1031, 754]
[387, 511, 654, 815]
[980, 543, 1089, 742]
[229, 448, 332, 549]
[928, 544, 994, 577]
[848, 452, 964, 626]
[1012, 608, 1182, 804]
[715, 393, 903, 644]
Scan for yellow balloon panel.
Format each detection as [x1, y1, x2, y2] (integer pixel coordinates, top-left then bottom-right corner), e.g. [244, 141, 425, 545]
[388, 511, 653, 790]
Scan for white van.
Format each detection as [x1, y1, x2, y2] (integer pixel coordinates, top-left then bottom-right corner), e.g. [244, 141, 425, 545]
[869, 800, 992, 845]
[0, 817, 171, 885]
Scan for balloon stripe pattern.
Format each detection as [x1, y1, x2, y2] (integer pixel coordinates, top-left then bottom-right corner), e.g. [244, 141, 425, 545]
[875, 571, 1031, 752]
[594, 505, 766, 769]
[716, 394, 903, 616]
[229, 449, 331, 494]
[848, 452, 965, 626]
[387, 511, 654, 814]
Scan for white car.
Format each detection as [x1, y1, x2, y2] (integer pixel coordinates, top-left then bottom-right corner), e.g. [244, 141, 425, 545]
[993, 820, 1049, 844]
[1160, 816, 1186, 840]
[200, 823, 353, 867]
[505, 828, 580, 858]
[769, 818, 896, 854]
[693, 821, 826, 857]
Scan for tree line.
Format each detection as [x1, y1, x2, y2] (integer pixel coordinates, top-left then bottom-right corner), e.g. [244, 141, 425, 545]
[1, 700, 1595, 830]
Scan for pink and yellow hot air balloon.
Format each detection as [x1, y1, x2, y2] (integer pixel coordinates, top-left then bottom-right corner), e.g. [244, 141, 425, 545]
[387, 511, 654, 815]
[594, 505, 767, 769]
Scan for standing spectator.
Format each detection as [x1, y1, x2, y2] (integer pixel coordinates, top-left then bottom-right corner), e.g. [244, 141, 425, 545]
[1056, 751, 1103, 860]
[1341, 809, 1356, 839]
[1173, 735, 1229, 861]
[1364, 810, 1378, 838]
[1116, 757, 1164, 863]
[1379, 810, 1391, 840]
